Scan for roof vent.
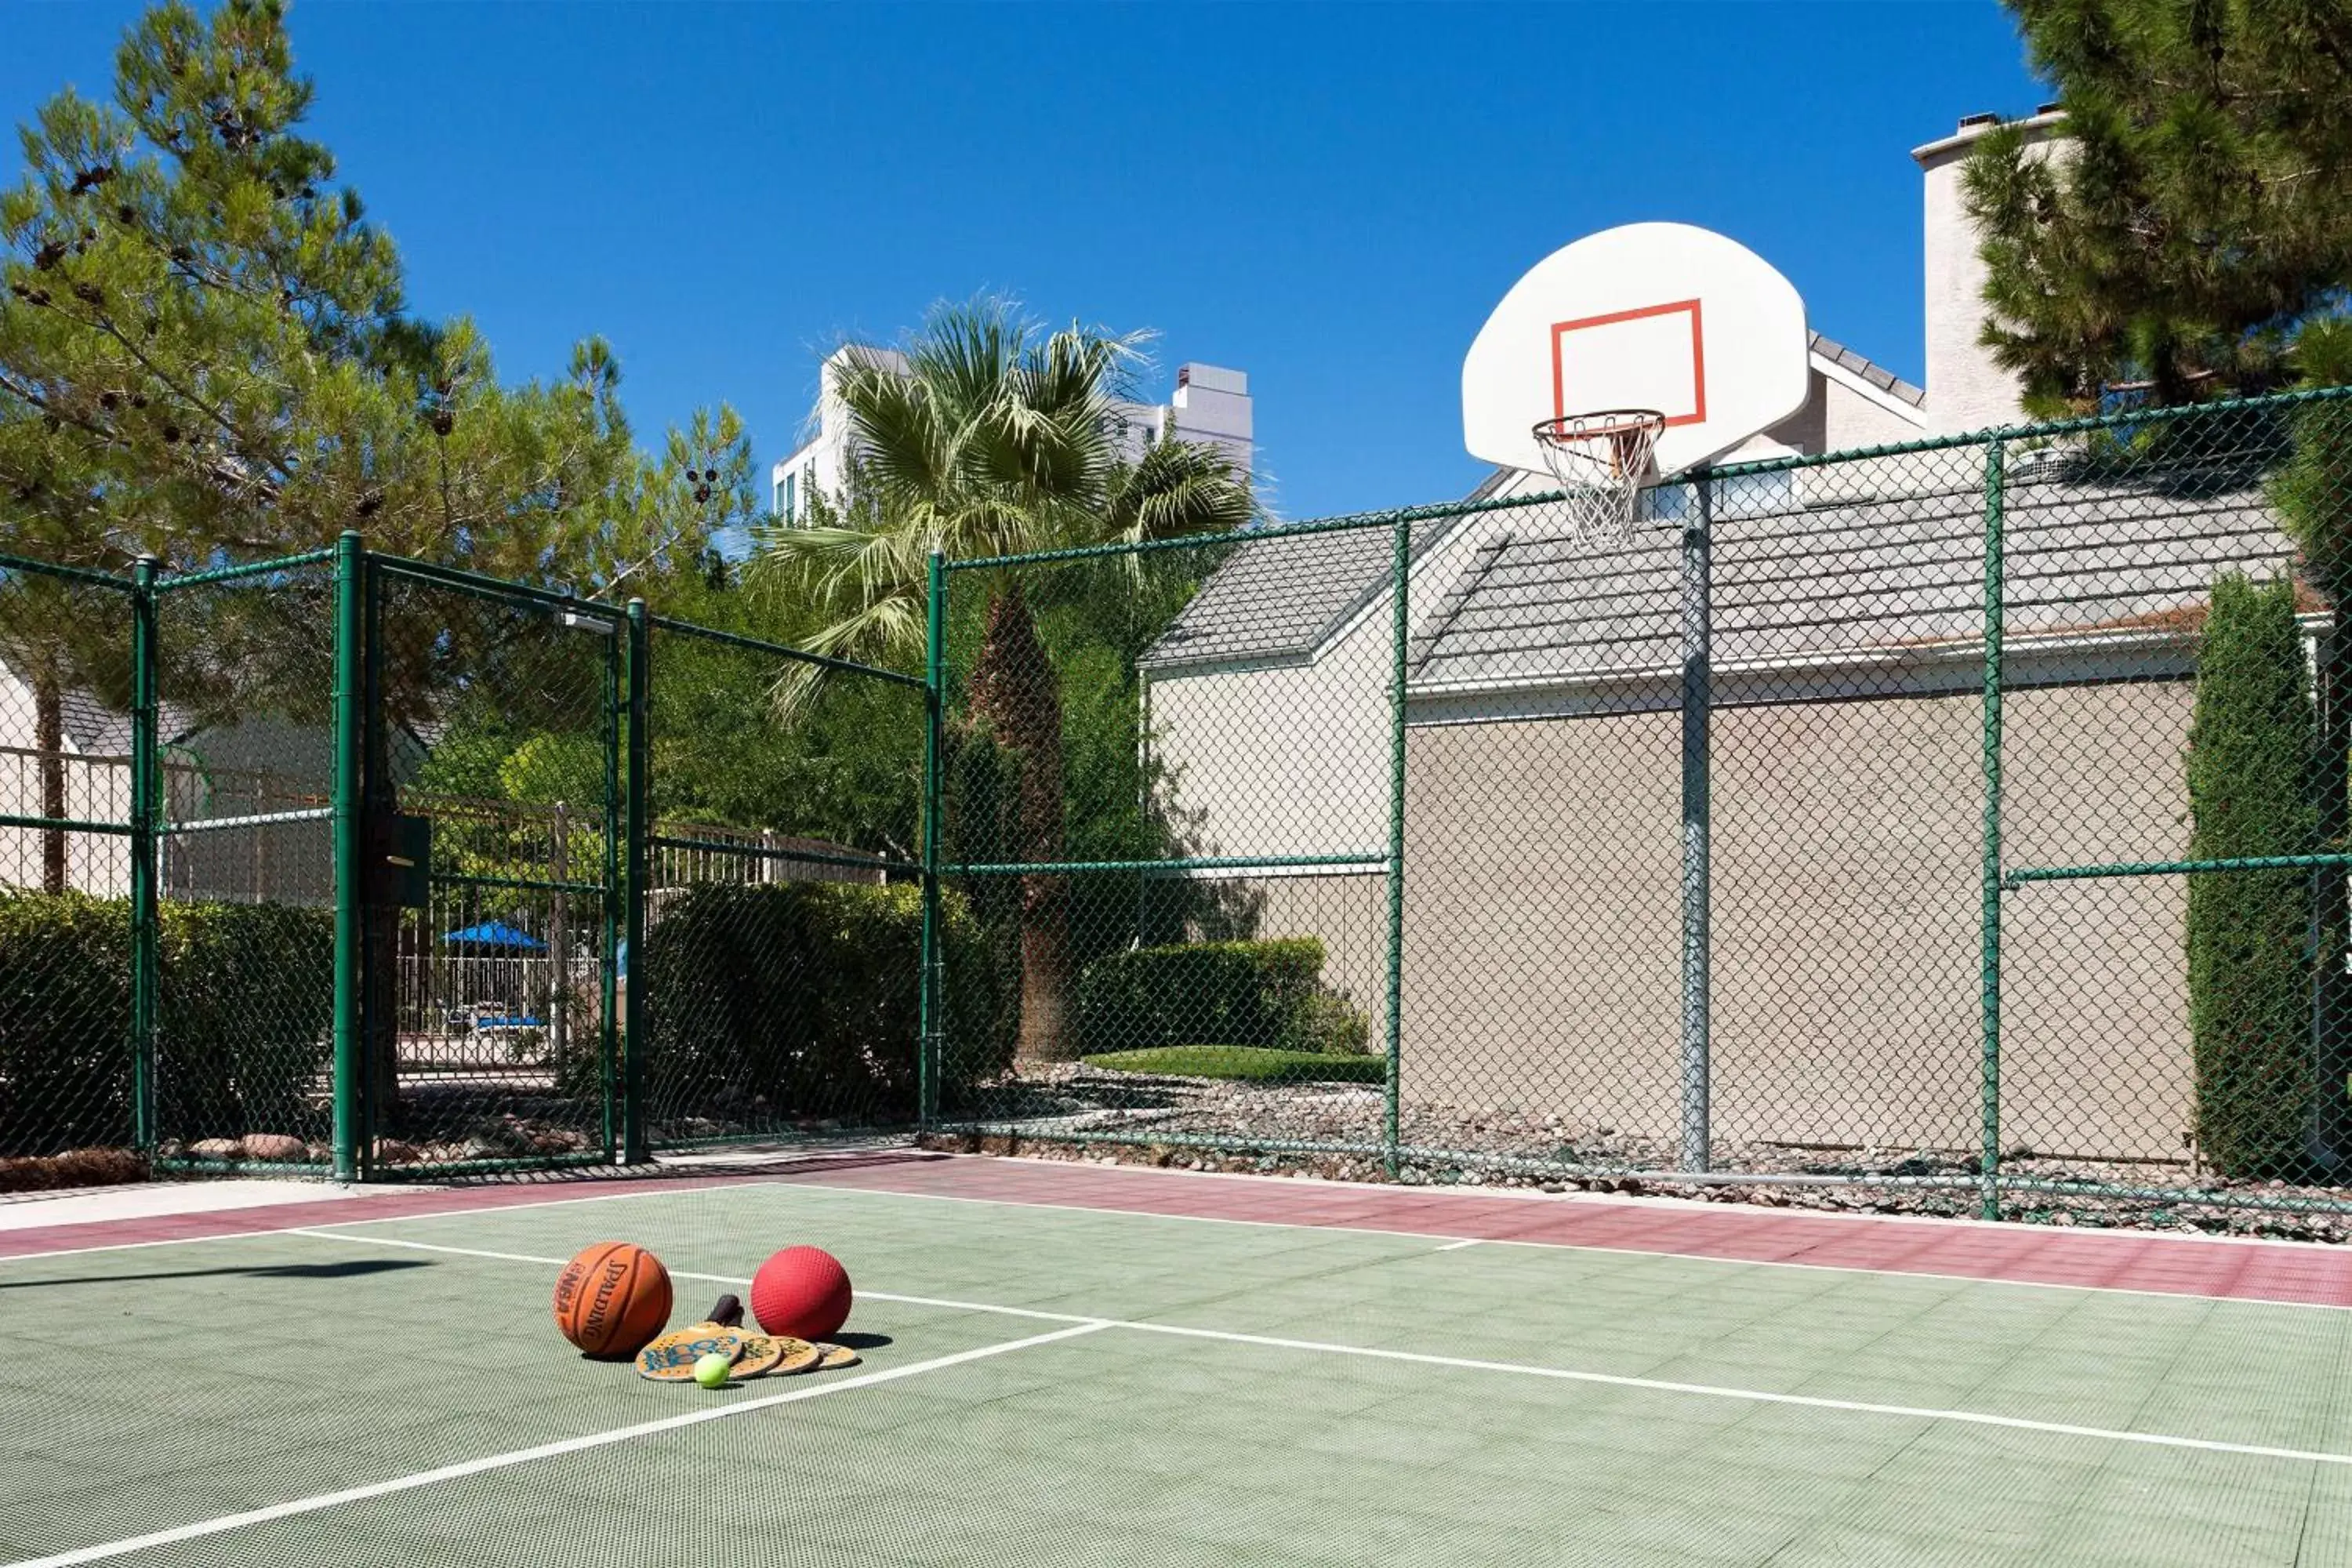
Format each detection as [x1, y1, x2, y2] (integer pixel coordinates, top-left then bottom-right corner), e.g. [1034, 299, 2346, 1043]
[2036, 100, 2063, 116]
[1959, 112, 2000, 130]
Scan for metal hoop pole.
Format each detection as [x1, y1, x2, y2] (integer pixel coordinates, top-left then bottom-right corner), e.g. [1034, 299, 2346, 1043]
[1681, 470, 1712, 1172]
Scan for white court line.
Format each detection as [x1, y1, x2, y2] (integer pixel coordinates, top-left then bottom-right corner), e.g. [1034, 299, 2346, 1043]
[0, 1321, 1107, 1568]
[283, 1231, 1108, 1327]
[1119, 1322, 2352, 1468]
[285, 1227, 2352, 1468]
[1433, 1238, 1481, 1252]
[0, 1180, 765, 1265]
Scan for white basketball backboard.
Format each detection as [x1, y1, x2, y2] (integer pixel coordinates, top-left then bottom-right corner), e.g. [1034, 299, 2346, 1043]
[1463, 222, 1810, 481]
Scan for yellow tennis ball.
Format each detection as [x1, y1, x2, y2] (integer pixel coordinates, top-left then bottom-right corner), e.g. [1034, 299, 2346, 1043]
[693, 1352, 731, 1389]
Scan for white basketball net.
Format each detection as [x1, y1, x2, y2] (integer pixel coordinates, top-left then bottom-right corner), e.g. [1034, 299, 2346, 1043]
[1530, 409, 1665, 547]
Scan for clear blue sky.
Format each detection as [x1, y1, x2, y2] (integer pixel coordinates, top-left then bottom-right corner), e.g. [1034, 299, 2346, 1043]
[2, 2, 2047, 520]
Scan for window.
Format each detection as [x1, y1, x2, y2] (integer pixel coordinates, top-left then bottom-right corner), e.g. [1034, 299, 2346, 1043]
[1635, 469, 1797, 524]
[782, 471, 797, 522]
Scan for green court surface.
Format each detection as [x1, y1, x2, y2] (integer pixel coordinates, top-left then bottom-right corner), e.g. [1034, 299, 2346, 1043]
[5, 1183, 2352, 1566]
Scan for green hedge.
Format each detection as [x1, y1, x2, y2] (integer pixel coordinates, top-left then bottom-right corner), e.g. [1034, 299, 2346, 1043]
[2185, 574, 2318, 1178]
[639, 880, 996, 1131]
[1081, 1045, 1387, 1083]
[1072, 938, 1369, 1057]
[158, 902, 336, 1145]
[0, 892, 334, 1157]
[0, 893, 132, 1154]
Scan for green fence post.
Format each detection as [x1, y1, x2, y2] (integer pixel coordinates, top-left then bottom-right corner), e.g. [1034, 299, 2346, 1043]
[1384, 514, 1410, 1178]
[128, 555, 159, 1154]
[1980, 439, 2007, 1221]
[622, 597, 651, 1165]
[331, 532, 364, 1184]
[358, 553, 388, 1167]
[1681, 471, 1713, 1172]
[600, 622, 623, 1163]
[919, 550, 947, 1130]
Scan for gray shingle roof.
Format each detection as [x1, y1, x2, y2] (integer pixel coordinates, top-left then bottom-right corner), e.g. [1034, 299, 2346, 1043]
[1139, 522, 1455, 672]
[53, 688, 198, 755]
[1809, 331, 1926, 408]
[1410, 469, 2292, 691]
[1142, 453, 2299, 694]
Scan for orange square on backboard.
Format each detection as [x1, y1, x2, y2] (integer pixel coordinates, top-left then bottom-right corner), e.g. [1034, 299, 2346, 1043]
[1551, 299, 1708, 427]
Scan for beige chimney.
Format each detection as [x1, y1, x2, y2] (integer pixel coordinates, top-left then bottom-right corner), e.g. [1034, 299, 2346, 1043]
[1912, 107, 2067, 435]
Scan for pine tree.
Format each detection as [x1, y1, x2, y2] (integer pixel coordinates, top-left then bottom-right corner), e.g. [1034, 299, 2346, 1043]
[0, 0, 742, 1127]
[1969, 2, 2352, 1172]
[1965, 0, 2352, 415]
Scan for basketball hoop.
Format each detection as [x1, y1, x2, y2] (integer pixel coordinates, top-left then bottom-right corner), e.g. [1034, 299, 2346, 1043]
[1530, 409, 1665, 546]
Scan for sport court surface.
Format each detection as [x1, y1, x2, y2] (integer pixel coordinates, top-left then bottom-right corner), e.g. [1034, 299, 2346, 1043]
[5, 1158, 2352, 1567]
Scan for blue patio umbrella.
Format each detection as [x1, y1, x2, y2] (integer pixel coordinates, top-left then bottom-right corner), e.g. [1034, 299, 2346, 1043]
[441, 920, 546, 951]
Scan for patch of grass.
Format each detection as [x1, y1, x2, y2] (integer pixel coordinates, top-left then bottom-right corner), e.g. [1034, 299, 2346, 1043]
[1080, 1045, 1387, 1083]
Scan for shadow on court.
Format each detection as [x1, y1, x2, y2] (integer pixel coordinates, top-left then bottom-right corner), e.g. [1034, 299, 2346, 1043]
[0, 1258, 431, 1290]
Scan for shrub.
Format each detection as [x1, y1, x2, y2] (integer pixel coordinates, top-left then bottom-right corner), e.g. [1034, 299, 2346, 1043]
[0, 892, 132, 1154]
[2186, 574, 2318, 1178]
[638, 880, 994, 1131]
[156, 900, 335, 1144]
[0, 892, 333, 1157]
[1297, 988, 1372, 1056]
[1072, 938, 1370, 1056]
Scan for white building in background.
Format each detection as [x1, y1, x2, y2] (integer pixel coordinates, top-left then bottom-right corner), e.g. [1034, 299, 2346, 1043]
[768, 347, 1254, 524]
[1914, 105, 2067, 436]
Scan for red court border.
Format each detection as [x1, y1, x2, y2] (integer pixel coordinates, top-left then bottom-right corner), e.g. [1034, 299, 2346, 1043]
[6, 1152, 2351, 1309]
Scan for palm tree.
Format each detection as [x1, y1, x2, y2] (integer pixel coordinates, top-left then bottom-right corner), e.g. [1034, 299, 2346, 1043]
[754, 297, 1256, 1061]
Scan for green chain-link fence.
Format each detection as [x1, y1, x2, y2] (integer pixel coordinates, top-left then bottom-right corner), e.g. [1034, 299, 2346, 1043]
[636, 615, 931, 1150]
[361, 556, 628, 1176]
[0, 554, 143, 1167]
[932, 388, 2352, 1229]
[10, 391, 2352, 1225]
[150, 550, 339, 1174]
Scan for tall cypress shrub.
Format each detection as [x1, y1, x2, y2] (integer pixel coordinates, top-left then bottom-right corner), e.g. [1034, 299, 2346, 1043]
[2271, 394, 2352, 1167]
[2186, 573, 2318, 1177]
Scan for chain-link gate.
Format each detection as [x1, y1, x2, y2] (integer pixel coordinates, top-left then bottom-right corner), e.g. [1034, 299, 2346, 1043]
[634, 616, 931, 1151]
[361, 554, 626, 1177]
[150, 550, 340, 1174]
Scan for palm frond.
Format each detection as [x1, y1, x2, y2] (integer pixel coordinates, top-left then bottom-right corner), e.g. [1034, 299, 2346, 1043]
[765, 582, 928, 724]
[753, 293, 1247, 673]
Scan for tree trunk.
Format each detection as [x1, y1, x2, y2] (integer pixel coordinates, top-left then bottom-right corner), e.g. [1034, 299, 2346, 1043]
[967, 586, 1073, 1062]
[32, 659, 66, 895]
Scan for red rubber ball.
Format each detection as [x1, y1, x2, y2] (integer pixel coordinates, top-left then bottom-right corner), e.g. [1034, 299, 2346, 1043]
[750, 1245, 853, 1341]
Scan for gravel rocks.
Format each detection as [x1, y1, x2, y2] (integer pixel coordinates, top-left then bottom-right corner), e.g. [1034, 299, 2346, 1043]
[941, 1067, 2352, 1243]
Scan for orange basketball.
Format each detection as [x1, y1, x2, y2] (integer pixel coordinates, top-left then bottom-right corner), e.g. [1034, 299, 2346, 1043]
[553, 1241, 673, 1358]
